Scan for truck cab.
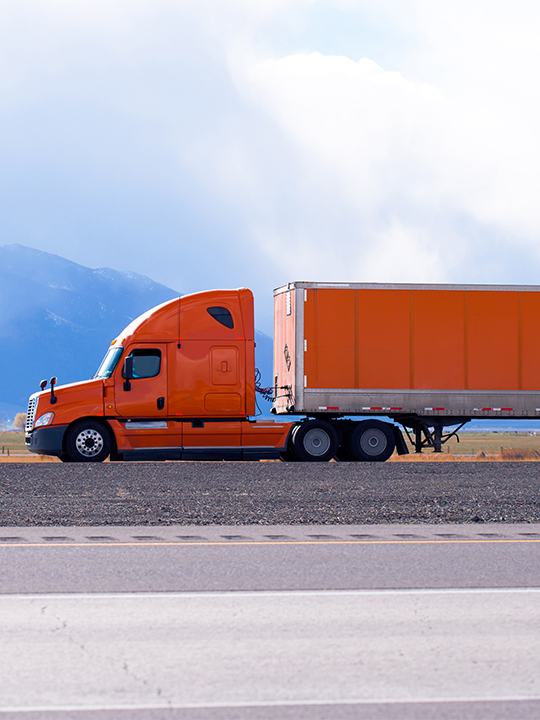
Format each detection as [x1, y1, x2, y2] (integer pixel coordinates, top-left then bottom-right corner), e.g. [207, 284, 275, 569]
[25, 288, 292, 462]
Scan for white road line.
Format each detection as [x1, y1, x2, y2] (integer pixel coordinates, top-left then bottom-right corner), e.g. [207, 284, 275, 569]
[1, 696, 540, 713]
[1, 587, 540, 601]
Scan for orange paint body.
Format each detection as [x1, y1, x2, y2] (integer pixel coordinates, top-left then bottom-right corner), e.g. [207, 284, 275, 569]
[299, 287, 536, 391]
[26, 289, 291, 460]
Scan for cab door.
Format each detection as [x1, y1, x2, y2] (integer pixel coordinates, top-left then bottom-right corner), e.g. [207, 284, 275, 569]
[114, 344, 168, 417]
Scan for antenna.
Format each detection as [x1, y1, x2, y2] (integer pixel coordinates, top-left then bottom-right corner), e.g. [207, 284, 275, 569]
[177, 296, 181, 349]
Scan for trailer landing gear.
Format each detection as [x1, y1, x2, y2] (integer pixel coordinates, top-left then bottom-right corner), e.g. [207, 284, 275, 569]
[402, 418, 469, 454]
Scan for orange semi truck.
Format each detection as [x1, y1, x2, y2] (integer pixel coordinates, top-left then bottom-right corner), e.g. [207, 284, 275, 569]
[25, 282, 540, 462]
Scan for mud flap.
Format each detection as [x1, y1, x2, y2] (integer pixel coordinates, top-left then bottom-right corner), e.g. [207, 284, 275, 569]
[393, 426, 409, 455]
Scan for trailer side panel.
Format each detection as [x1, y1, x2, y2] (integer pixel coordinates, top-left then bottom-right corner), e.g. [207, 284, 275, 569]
[273, 282, 540, 420]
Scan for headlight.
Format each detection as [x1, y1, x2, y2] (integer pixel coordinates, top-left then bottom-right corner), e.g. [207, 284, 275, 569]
[34, 412, 54, 428]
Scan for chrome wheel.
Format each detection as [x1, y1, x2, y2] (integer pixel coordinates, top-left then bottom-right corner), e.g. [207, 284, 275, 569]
[75, 428, 105, 458]
[66, 420, 112, 462]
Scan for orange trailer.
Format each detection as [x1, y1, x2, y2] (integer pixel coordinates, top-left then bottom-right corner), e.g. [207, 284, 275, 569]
[273, 282, 540, 458]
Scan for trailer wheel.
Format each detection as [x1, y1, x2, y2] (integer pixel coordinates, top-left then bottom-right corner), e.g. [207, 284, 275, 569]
[292, 420, 338, 462]
[347, 420, 395, 462]
[65, 420, 112, 463]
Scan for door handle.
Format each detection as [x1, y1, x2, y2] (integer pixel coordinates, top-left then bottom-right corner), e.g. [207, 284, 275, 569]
[157, 397, 165, 411]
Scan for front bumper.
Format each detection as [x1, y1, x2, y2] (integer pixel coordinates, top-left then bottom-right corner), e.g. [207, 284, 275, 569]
[25, 426, 68, 456]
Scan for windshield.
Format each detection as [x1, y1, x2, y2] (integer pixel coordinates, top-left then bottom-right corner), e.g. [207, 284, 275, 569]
[94, 346, 123, 379]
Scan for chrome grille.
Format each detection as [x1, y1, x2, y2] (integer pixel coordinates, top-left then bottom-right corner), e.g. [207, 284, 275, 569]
[25, 394, 39, 432]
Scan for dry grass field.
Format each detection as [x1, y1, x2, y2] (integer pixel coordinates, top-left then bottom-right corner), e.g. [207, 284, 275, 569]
[391, 431, 540, 461]
[0, 432, 59, 462]
[2, 430, 540, 463]
[0, 431, 30, 456]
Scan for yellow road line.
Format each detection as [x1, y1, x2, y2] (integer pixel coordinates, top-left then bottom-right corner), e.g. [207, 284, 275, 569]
[0, 539, 539, 548]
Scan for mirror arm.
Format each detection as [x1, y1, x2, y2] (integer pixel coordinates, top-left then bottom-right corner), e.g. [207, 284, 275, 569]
[50, 376, 57, 405]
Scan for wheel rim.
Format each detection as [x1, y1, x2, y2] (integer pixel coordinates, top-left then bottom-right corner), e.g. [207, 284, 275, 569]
[302, 428, 331, 457]
[359, 428, 388, 456]
[75, 429, 104, 458]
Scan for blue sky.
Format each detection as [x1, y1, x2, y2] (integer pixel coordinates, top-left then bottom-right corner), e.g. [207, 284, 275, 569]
[1, 0, 540, 332]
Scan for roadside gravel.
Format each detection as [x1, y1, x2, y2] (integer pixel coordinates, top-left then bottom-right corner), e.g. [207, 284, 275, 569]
[0, 461, 539, 526]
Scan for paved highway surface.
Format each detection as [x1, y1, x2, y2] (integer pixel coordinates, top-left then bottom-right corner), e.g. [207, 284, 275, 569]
[1, 523, 540, 592]
[1, 461, 540, 525]
[2, 463, 540, 718]
[1, 522, 540, 718]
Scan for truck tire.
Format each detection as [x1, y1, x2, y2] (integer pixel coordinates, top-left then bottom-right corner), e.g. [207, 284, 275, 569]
[65, 420, 112, 463]
[347, 420, 395, 462]
[292, 420, 338, 462]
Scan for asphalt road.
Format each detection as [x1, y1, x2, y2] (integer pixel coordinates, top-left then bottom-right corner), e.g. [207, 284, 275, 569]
[1, 523, 540, 593]
[2, 464, 540, 719]
[1, 524, 540, 718]
[2, 587, 540, 720]
[1, 461, 540, 525]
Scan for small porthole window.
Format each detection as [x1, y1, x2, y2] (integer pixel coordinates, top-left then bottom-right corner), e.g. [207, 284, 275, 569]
[207, 306, 234, 329]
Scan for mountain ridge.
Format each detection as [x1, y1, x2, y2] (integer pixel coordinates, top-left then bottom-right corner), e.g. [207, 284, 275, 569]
[0, 244, 272, 416]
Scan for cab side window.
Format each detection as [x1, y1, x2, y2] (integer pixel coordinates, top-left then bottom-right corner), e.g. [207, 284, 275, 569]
[122, 349, 161, 379]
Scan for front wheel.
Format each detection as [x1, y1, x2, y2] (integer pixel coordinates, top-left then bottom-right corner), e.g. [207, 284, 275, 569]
[65, 420, 112, 463]
[291, 420, 338, 462]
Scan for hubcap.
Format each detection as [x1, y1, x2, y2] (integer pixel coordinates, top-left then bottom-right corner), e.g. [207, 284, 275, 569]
[303, 428, 331, 457]
[360, 428, 387, 456]
[75, 429, 104, 458]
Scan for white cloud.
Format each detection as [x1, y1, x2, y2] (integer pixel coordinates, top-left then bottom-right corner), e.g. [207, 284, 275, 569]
[2, 0, 540, 333]
[243, 52, 445, 204]
[222, 3, 540, 286]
